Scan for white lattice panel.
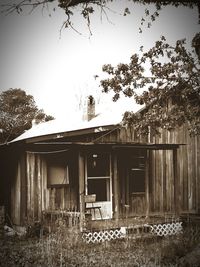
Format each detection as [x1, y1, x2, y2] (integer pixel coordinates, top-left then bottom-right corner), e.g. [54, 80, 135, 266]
[82, 222, 183, 243]
[82, 228, 126, 243]
[149, 222, 183, 236]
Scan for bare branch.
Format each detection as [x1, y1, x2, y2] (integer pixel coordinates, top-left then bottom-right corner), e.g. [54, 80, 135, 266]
[1, 0, 55, 15]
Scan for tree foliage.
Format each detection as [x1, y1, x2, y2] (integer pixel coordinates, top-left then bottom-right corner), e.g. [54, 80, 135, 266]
[0, 88, 54, 143]
[100, 35, 200, 136]
[1, 1, 199, 137]
[1, 1, 200, 33]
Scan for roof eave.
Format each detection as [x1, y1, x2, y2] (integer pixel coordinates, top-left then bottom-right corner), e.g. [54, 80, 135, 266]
[14, 124, 119, 144]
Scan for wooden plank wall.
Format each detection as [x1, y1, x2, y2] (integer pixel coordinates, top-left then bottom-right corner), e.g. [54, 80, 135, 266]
[26, 152, 44, 223]
[11, 152, 79, 225]
[147, 125, 200, 215]
[100, 124, 200, 215]
[11, 160, 21, 225]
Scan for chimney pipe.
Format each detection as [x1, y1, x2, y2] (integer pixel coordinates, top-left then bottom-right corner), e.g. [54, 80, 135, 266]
[83, 95, 95, 121]
[88, 95, 95, 121]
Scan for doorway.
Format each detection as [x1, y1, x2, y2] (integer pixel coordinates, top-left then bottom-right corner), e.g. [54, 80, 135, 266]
[86, 152, 112, 219]
[126, 150, 146, 215]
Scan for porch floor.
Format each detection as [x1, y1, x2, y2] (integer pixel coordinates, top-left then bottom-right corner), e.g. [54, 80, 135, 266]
[85, 214, 181, 231]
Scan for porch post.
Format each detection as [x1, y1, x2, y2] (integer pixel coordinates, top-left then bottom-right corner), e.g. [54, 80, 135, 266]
[145, 150, 150, 217]
[173, 148, 180, 216]
[78, 151, 85, 231]
[113, 153, 119, 220]
[20, 153, 27, 225]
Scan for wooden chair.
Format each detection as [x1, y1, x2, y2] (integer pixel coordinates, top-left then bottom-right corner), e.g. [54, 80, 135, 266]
[84, 194, 102, 220]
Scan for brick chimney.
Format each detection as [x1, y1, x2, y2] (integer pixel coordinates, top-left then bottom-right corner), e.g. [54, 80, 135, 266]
[83, 95, 95, 121]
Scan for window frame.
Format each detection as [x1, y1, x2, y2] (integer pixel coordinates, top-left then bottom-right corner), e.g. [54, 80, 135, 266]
[85, 152, 112, 202]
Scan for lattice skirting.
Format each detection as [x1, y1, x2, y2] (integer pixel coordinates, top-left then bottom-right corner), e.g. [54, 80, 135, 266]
[82, 222, 183, 243]
[82, 228, 126, 243]
[148, 222, 183, 236]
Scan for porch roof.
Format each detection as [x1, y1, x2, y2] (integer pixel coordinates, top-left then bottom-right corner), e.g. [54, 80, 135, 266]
[31, 141, 181, 151]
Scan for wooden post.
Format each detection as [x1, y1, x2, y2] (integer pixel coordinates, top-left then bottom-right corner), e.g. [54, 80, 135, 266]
[173, 149, 179, 216]
[30, 153, 35, 222]
[20, 153, 26, 225]
[78, 151, 85, 231]
[120, 159, 126, 217]
[42, 159, 48, 210]
[145, 150, 150, 218]
[26, 153, 31, 222]
[113, 153, 119, 221]
[37, 155, 42, 220]
[15, 161, 21, 225]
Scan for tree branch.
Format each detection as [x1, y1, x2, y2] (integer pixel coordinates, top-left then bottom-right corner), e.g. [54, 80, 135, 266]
[1, 0, 54, 15]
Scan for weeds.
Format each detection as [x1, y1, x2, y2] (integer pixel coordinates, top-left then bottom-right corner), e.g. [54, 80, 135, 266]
[0, 220, 200, 267]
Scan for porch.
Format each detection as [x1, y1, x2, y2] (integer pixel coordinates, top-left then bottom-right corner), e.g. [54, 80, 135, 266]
[9, 141, 180, 229]
[77, 142, 180, 229]
[41, 209, 184, 245]
[84, 214, 181, 231]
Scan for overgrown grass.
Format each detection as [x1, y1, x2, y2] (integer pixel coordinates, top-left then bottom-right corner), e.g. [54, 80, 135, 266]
[0, 221, 200, 267]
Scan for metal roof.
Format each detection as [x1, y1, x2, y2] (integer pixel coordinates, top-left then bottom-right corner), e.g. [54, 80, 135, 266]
[10, 111, 123, 143]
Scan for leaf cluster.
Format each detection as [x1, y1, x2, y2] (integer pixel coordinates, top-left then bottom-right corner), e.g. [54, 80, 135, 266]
[101, 36, 200, 136]
[1, 1, 199, 35]
[0, 88, 54, 143]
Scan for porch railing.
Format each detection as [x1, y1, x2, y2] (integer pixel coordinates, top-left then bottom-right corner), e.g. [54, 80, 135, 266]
[42, 210, 80, 230]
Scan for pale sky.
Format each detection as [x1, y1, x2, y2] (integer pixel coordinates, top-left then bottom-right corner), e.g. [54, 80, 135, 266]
[0, 1, 199, 119]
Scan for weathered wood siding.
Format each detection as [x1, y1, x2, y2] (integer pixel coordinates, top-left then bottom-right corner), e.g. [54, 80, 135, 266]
[11, 160, 21, 225]
[11, 151, 79, 225]
[96, 124, 200, 215]
[148, 125, 200, 214]
[10, 153, 26, 225]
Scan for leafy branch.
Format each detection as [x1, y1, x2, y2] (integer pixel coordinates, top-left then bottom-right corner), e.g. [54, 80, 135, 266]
[1, 1, 199, 34]
[100, 36, 200, 136]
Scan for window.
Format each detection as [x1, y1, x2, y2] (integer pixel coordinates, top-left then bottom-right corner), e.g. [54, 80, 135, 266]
[129, 152, 145, 193]
[87, 153, 110, 177]
[47, 155, 69, 188]
[129, 170, 145, 193]
[87, 153, 110, 202]
[88, 179, 110, 201]
[47, 164, 69, 187]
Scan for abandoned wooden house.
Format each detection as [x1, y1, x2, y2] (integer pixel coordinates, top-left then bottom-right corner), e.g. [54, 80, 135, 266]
[0, 96, 200, 233]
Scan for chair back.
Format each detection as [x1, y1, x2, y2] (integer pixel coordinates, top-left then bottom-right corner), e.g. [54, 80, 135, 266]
[84, 194, 96, 203]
